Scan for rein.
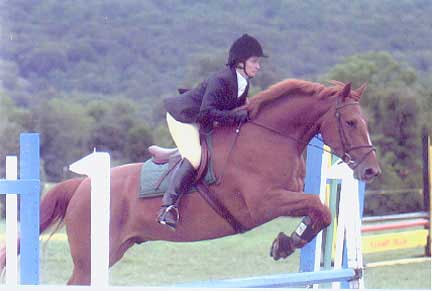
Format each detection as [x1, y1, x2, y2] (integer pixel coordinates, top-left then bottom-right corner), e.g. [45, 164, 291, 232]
[249, 120, 334, 155]
[215, 124, 243, 185]
[215, 99, 376, 184]
[248, 101, 376, 169]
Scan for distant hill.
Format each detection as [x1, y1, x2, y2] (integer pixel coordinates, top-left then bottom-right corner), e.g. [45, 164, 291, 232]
[1, 0, 431, 111]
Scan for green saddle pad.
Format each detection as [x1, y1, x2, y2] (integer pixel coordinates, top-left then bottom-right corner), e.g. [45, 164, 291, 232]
[138, 135, 217, 198]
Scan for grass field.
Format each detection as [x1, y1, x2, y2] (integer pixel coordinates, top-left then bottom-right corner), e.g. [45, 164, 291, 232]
[1, 218, 431, 289]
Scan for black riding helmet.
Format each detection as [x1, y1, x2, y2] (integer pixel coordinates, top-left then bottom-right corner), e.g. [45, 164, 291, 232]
[227, 34, 268, 68]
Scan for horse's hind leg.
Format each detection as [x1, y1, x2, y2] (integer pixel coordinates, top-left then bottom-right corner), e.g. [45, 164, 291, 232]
[68, 262, 90, 285]
[66, 230, 141, 285]
[65, 212, 91, 285]
[66, 233, 91, 284]
[63, 179, 92, 285]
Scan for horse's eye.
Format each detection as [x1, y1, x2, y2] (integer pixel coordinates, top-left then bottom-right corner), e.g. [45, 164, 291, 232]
[346, 120, 356, 128]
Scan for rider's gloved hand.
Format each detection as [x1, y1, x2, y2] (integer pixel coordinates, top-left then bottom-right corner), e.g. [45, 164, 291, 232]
[232, 109, 249, 124]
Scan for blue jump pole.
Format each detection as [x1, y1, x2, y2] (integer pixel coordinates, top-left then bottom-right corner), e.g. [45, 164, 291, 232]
[300, 135, 324, 272]
[174, 268, 356, 288]
[19, 133, 41, 284]
[0, 133, 40, 284]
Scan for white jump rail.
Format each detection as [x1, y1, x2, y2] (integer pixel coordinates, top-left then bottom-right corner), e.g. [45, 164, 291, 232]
[69, 150, 111, 288]
[6, 156, 18, 287]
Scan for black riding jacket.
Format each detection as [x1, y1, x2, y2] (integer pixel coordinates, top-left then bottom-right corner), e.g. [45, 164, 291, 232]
[164, 66, 249, 130]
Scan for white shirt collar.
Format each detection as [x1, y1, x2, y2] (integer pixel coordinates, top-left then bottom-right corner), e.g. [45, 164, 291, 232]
[236, 70, 248, 97]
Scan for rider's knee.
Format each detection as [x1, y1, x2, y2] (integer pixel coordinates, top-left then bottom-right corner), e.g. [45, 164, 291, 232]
[181, 150, 201, 170]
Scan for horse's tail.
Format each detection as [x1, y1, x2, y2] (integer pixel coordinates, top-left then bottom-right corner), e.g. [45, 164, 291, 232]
[39, 178, 84, 236]
[0, 177, 84, 275]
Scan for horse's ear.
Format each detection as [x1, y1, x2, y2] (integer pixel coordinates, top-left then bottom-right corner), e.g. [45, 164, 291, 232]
[341, 82, 352, 100]
[354, 82, 368, 98]
[329, 80, 345, 87]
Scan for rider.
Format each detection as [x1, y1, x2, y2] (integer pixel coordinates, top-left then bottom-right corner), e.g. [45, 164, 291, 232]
[157, 33, 268, 230]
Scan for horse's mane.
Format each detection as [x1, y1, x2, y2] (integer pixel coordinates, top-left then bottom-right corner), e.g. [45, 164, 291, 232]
[246, 79, 346, 118]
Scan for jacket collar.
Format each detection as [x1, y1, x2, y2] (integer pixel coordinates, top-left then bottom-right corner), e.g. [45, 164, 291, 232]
[228, 66, 249, 99]
[229, 66, 238, 98]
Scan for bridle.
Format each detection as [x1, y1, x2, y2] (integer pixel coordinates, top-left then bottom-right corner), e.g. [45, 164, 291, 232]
[334, 100, 376, 169]
[216, 96, 376, 183]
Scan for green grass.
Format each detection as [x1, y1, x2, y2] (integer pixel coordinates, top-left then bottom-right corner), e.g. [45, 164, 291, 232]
[364, 248, 430, 289]
[38, 218, 302, 286]
[2, 218, 431, 289]
[365, 262, 430, 289]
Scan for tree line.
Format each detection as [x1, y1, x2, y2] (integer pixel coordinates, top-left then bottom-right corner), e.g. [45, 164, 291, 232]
[1, 1, 430, 109]
[1, 51, 430, 192]
[0, 0, 431, 216]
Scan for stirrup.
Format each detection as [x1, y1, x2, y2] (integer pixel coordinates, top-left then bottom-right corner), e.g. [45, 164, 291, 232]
[158, 205, 180, 230]
[165, 205, 180, 222]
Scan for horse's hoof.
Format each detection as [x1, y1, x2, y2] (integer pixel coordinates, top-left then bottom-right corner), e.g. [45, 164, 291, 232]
[270, 238, 280, 260]
[270, 232, 295, 261]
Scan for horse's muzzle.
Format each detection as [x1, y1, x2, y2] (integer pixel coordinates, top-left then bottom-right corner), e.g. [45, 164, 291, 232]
[355, 166, 381, 183]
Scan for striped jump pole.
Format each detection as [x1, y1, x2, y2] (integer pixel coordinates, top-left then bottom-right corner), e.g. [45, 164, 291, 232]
[301, 135, 365, 289]
[174, 268, 357, 288]
[0, 133, 40, 286]
[326, 160, 364, 289]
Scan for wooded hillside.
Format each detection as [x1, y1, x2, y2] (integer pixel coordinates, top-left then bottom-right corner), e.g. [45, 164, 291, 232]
[0, 0, 431, 200]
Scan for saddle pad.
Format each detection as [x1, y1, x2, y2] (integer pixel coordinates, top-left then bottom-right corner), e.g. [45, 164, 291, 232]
[138, 152, 217, 198]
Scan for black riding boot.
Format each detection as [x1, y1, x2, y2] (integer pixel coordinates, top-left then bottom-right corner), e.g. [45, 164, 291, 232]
[157, 158, 196, 230]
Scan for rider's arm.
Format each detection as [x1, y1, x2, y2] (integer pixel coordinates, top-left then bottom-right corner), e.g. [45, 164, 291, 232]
[197, 77, 237, 125]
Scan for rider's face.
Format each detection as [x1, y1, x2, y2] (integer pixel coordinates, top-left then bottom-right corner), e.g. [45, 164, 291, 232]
[244, 56, 261, 78]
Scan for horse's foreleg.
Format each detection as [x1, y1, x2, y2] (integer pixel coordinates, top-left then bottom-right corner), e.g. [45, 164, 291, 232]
[257, 189, 331, 260]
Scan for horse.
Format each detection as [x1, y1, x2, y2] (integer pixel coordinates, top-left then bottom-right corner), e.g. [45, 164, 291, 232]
[0, 79, 381, 285]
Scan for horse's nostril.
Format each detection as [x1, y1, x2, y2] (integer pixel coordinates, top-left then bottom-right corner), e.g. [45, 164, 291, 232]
[364, 168, 378, 177]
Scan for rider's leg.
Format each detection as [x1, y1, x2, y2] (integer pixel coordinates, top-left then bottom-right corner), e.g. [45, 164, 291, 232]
[157, 158, 196, 230]
[157, 113, 201, 230]
[165, 113, 201, 168]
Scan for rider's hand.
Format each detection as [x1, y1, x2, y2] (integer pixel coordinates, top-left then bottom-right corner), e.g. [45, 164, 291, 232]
[233, 109, 249, 124]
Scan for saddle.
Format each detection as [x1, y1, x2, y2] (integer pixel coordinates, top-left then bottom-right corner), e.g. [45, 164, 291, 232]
[148, 135, 209, 183]
[147, 134, 247, 233]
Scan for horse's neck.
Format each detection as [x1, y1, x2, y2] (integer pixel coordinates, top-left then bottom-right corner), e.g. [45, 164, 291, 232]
[256, 95, 332, 153]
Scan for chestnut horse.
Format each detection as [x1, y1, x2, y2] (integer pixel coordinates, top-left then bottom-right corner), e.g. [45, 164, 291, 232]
[0, 79, 380, 285]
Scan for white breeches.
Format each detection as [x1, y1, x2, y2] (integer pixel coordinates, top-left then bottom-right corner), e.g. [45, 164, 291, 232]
[166, 113, 202, 169]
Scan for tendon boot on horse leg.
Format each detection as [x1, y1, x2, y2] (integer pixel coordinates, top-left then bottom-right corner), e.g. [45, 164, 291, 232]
[270, 216, 317, 260]
[157, 158, 197, 230]
[270, 214, 331, 260]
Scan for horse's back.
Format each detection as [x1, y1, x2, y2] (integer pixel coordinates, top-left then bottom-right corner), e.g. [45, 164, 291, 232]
[111, 162, 144, 178]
